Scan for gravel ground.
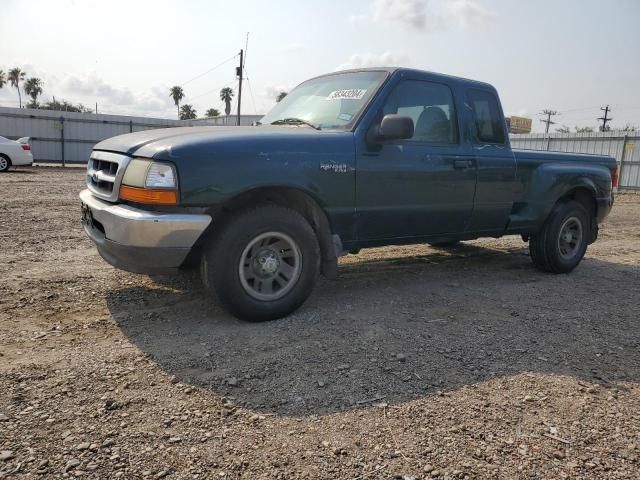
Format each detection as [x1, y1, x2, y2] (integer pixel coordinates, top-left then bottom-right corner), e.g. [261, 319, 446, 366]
[1, 166, 639, 479]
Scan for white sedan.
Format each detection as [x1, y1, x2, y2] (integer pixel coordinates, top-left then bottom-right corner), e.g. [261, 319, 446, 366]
[0, 136, 34, 172]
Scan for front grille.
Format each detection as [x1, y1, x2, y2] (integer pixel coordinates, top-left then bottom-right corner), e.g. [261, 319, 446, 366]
[88, 158, 118, 194]
[86, 151, 131, 202]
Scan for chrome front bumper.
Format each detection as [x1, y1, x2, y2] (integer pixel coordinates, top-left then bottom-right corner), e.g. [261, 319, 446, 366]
[79, 189, 211, 273]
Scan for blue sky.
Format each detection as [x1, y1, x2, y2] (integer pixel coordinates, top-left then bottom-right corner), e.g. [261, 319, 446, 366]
[0, 0, 638, 131]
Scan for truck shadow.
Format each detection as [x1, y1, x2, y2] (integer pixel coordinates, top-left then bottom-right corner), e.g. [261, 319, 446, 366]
[106, 243, 640, 417]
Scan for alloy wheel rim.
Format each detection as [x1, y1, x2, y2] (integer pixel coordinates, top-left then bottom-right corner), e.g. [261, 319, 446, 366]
[0, 158, 7, 170]
[557, 216, 583, 260]
[238, 231, 302, 301]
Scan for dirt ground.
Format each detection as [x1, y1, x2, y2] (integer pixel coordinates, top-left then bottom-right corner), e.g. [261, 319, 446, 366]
[0, 166, 639, 480]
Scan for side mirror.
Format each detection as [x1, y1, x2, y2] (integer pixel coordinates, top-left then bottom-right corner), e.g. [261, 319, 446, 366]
[373, 114, 414, 142]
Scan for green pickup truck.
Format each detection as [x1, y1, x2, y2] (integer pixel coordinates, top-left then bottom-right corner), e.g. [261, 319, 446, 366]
[80, 68, 616, 321]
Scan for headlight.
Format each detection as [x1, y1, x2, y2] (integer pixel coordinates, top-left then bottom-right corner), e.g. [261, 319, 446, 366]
[145, 163, 176, 188]
[120, 159, 178, 205]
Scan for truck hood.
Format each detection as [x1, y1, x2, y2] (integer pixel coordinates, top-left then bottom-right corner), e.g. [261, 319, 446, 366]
[94, 125, 333, 159]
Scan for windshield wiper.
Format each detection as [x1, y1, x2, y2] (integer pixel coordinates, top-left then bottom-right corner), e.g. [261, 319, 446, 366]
[270, 118, 321, 130]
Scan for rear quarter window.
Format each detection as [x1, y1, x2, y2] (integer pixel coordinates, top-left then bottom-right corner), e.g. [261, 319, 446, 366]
[468, 89, 506, 144]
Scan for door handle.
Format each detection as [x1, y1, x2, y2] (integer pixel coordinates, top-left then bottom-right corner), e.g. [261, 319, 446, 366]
[453, 159, 472, 169]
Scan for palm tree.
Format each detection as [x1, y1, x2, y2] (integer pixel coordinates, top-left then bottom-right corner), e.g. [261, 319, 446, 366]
[8, 68, 26, 108]
[276, 91, 288, 102]
[205, 108, 220, 118]
[169, 86, 184, 119]
[24, 77, 44, 108]
[220, 87, 234, 121]
[179, 104, 197, 120]
[0, 70, 6, 90]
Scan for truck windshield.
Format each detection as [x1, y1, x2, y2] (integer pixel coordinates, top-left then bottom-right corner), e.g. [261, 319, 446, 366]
[260, 71, 388, 130]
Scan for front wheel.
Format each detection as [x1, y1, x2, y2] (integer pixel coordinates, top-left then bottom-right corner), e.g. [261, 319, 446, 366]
[529, 200, 590, 273]
[201, 204, 320, 321]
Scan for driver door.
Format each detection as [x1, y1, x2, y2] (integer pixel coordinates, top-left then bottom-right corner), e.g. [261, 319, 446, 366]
[355, 79, 477, 240]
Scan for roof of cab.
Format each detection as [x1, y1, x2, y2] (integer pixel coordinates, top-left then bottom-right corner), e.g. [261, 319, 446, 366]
[316, 67, 495, 90]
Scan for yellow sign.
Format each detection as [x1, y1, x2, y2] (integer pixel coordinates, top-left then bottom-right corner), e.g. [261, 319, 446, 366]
[509, 116, 532, 133]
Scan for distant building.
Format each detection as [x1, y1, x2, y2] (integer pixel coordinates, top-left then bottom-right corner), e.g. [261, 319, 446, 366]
[506, 116, 532, 134]
[191, 114, 264, 127]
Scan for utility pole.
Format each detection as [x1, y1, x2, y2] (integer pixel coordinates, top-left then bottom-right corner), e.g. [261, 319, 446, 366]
[236, 49, 243, 126]
[540, 109, 558, 135]
[598, 105, 612, 132]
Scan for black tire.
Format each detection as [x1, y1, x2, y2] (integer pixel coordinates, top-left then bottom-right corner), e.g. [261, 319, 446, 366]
[429, 240, 460, 248]
[201, 204, 320, 322]
[529, 200, 590, 273]
[0, 155, 11, 173]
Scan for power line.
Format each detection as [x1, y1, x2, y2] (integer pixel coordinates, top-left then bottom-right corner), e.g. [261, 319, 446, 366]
[244, 32, 250, 72]
[189, 76, 236, 101]
[244, 69, 258, 115]
[180, 53, 239, 87]
[555, 103, 640, 114]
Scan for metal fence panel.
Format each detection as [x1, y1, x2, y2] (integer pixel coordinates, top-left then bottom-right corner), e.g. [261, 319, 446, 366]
[510, 131, 640, 190]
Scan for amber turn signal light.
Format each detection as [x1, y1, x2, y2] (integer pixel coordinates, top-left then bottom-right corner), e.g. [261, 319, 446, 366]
[119, 185, 178, 205]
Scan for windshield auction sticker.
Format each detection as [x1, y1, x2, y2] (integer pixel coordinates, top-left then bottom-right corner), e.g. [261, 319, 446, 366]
[326, 89, 367, 100]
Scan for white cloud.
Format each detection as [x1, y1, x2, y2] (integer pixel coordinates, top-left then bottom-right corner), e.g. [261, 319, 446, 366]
[355, 0, 491, 31]
[281, 43, 307, 54]
[64, 74, 135, 106]
[264, 84, 294, 102]
[444, 0, 492, 29]
[335, 52, 410, 71]
[373, 0, 427, 30]
[348, 13, 369, 25]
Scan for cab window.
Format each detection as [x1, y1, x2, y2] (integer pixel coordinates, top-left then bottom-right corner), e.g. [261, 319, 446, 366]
[468, 89, 506, 144]
[382, 80, 458, 144]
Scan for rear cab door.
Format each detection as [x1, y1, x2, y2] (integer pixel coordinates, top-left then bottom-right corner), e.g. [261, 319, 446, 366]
[464, 87, 517, 233]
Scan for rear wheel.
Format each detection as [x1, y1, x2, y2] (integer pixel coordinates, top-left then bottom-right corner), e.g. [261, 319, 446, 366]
[0, 155, 10, 172]
[201, 204, 320, 321]
[529, 200, 589, 273]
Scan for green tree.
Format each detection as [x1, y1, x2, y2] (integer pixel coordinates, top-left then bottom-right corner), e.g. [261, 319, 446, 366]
[24, 77, 43, 108]
[276, 91, 288, 102]
[41, 98, 92, 113]
[555, 125, 570, 134]
[205, 108, 220, 118]
[179, 104, 197, 120]
[8, 68, 26, 108]
[0, 70, 6, 90]
[220, 87, 234, 118]
[169, 86, 184, 119]
[575, 126, 595, 133]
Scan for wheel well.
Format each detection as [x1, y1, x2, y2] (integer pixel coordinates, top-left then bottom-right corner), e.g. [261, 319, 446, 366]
[559, 187, 596, 217]
[205, 187, 338, 277]
[0, 153, 11, 165]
